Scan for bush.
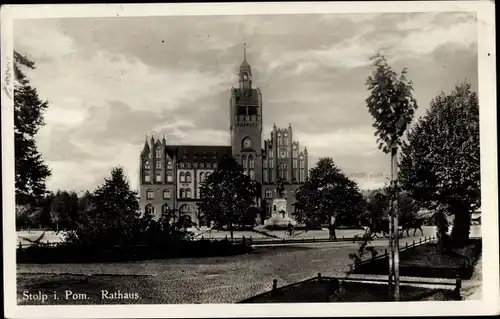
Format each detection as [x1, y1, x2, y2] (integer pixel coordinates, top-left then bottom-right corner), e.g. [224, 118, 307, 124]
[17, 239, 253, 263]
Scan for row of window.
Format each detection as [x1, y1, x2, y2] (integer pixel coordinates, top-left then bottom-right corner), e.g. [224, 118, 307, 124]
[145, 171, 213, 184]
[146, 188, 297, 201]
[263, 157, 305, 166]
[241, 155, 255, 169]
[146, 189, 172, 200]
[144, 160, 217, 170]
[263, 168, 306, 183]
[145, 172, 174, 183]
[146, 188, 195, 200]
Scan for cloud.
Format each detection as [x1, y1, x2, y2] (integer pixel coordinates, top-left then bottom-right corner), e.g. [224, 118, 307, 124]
[13, 12, 478, 192]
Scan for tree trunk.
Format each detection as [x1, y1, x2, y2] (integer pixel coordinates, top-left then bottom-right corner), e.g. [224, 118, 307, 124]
[229, 223, 234, 241]
[451, 208, 471, 248]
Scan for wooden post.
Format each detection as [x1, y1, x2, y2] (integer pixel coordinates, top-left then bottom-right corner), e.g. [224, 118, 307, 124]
[455, 273, 462, 299]
[273, 279, 278, 291]
[405, 242, 408, 250]
[419, 238, 422, 245]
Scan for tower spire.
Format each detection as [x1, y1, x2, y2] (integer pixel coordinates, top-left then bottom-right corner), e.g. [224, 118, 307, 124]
[243, 42, 247, 61]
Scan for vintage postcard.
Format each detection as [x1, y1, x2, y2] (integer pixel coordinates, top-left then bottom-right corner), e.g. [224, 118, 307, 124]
[2, 1, 498, 318]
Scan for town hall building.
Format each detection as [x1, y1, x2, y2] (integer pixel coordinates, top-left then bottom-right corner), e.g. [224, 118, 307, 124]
[139, 47, 309, 225]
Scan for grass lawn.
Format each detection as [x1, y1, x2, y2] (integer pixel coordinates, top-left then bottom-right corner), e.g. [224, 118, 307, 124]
[240, 279, 458, 303]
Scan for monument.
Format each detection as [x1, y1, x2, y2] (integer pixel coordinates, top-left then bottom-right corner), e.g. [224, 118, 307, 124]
[264, 180, 298, 227]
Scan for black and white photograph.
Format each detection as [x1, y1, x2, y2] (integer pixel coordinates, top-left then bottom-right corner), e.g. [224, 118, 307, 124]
[2, 1, 498, 318]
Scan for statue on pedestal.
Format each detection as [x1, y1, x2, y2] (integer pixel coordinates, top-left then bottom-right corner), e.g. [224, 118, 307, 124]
[276, 179, 285, 198]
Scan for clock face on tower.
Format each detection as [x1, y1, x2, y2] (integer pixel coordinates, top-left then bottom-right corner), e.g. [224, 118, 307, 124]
[243, 138, 252, 148]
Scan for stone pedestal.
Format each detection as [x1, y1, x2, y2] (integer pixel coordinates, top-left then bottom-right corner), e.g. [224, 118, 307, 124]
[264, 198, 297, 226]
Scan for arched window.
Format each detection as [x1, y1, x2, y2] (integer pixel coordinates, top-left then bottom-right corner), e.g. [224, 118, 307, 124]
[179, 172, 185, 182]
[200, 163, 205, 169]
[248, 156, 254, 169]
[300, 159, 305, 168]
[300, 169, 305, 181]
[156, 149, 161, 158]
[146, 189, 154, 199]
[144, 161, 150, 169]
[186, 162, 191, 169]
[199, 172, 205, 183]
[155, 161, 162, 169]
[179, 204, 191, 214]
[186, 188, 192, 198]
[163, 189, 170, 199]
[186, 172, 192, 183]
[263, 169, 268, 183]
[242, 155, 247, 168]
[167, 161, 172, 169]
[162, 204, 169, 213]
[145, 204, 154, 215]
[179, 188, 185, 198]
[249, 170, 255, 181]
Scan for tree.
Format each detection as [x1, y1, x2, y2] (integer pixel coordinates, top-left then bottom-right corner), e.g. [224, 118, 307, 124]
[16, 204, 42, 231]
[198, 155, 258, 239]
[365, 53, 418, 300]
[49, 190, 80, 230]
[65, 167, 140, 247]
[399, 82, 480, 247]
[14, 51, 51, 205]
[293, 157, 365, 240]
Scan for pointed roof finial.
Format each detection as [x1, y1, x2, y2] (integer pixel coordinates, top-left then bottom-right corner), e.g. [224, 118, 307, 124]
[244, 42, 247, 61]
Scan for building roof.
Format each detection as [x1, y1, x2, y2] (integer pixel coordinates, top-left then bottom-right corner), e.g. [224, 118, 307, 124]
[166, 145, 232, 162]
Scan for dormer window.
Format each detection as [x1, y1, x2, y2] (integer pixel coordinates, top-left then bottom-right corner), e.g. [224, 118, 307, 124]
[144, 161, 150, 169]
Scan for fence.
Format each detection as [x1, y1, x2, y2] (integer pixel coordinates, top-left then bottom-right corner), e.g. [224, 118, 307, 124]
[239, 271, 461, 303]
[349, 235, 437, 272]
[190, 234, 385, 246]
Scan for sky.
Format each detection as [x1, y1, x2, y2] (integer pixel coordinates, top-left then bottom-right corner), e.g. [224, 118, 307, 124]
[13, 12, 478, 193]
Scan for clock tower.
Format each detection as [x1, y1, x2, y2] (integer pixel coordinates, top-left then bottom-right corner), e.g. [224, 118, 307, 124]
[230, 43, 263, 186]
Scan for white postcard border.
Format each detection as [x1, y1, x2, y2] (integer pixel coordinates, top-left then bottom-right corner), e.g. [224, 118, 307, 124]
[2, 1, 498, 318]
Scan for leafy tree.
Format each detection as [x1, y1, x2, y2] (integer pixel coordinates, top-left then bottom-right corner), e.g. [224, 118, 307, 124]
[15, 204, 43, 231]
[399, 82, 480, 247]
[138, 207, 195, 245]
[365, 53, 418, 300]
[198, 155, 258, 239]
[14, 51, 51, 205]
[293, 157, 365, 240]
[365, 53, 418, 152]
[65, 167, 140, 247]
[49, 190, 80, 231]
